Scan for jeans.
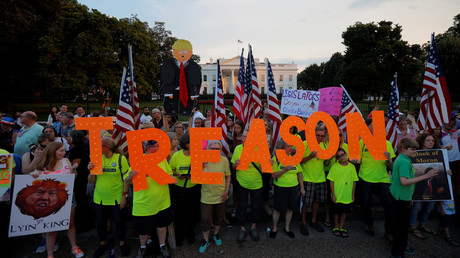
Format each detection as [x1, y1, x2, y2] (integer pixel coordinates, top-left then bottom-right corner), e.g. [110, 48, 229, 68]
[391, 196, 410, 257]
[409, 201, 435, 227]
[237, 186, 262, 227]
[360, 180, 394, 234]
[170, 184, 201, 243]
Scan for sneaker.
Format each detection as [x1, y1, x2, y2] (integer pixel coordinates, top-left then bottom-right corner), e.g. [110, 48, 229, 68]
[447, 238, 459, 247]
[284, 229, 295, 239]
[300, 224, 309, 236]
[199, 240, 210, 254]
[135, 247, 146, 258]
[404, 247, 416, 255]
[263, 202, 273, 216]
[309, 222, 324, 233]
[93, 244, 107, 258]
[222, 220, 232, 228]
[231, 208, 237, 218]
[236, 229, 247, 244]
[249, 228, 259, 242]
[120, 244, 130, 257]
[36, 238, 46, 254]
[71, 246, 84, 258]
[160, 245, 171, 258]
[213, 233, 223, 246]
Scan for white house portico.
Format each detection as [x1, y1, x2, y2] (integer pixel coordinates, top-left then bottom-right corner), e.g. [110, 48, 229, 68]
[199, 56, 298, 95]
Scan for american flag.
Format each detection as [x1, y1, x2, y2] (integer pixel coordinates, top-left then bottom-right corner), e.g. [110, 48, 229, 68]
[386, 73, 399, 150]
[338, 85, 362, 132]
[129, 46, 140, 130]
[211, 60, 230, 155]
[267, 60, 282, 150]
[233, 49, 245, 123]
[244, 45, 261, 126]
[112, 67, 136, 153]
[418, 33, 452, 131]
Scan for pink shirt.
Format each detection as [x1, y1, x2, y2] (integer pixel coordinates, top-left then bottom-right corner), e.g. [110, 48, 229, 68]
[43, 159, 71, 174]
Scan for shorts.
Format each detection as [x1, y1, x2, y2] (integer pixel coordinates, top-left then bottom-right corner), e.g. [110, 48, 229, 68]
[133, 207, 172, 235]
[273, 185, 299, 213]
[331, 202, 352, 215]
[303, 181, 327, 207]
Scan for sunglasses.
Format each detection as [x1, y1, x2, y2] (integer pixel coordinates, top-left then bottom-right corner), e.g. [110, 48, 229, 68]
[39, 143, 48, 148]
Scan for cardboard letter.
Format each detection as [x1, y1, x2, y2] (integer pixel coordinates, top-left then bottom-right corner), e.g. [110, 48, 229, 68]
[75, 117, 113, 175]
[304, 111, 340, 159]
[237, 119, 273, 173]
[276, 116, 305, 165]
[190, 128, 222, 184]
[347, 111, 387, 161]
[126, 128, 174, 192]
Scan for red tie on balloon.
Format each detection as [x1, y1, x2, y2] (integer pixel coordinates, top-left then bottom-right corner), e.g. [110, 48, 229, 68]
[179, 62, 188, 108]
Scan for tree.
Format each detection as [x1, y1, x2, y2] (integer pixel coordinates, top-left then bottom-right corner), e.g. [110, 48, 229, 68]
[340, 21, 424, 99]
[297, 63, 323, 90]
[319, 52, 344, 87]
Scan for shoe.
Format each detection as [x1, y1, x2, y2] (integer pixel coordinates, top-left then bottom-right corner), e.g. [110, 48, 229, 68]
[300, 224, 309, 236]
[447, 238, 459, 247]
[213, 233, 223, 246]
[340, 229, 348, 238]
[36, 238, 46, 254]
[333, 228, 341, 237]
[135, 247, 146, 258]
[236, 229, 247, 244]
[309, 222, 324, 232]
[284, 229, 295, 239]
[93, 244, 107, 258]
[231, 208, 237, 218]
[418, 224, 437, 236]
[364, 225, 375, 236]
[71, 246, 84, 258]
[404, 247, 416, 255]
[120, 244, 130, 257]
[160, 245, 171, 258]
[384, 233, 394, 242]
[222, 220, 232, 228]
[269, 231, 277, 239]
[199, 240, 210, 254]
[249, 228, 259, 242]
[263, 202, 273, 216]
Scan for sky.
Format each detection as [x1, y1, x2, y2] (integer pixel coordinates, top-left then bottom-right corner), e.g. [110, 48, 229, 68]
[78, 0, 459, 71]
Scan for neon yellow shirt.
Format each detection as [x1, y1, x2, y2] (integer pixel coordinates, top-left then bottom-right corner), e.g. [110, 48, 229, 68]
[301, 141, 327, 183]
[130, 159, 172, 216]
[94, 153, 130, 205]
[272, 156, 302, 188]
[359, 140, 395, 183]
[169, 150, 195, 188]
[327, 162, 359, 204]
[231, 144, 262, 190]
[201, 156, 231, 204]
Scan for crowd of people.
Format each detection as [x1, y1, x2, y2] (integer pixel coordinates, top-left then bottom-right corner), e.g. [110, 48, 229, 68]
[0, 103, 459, 258]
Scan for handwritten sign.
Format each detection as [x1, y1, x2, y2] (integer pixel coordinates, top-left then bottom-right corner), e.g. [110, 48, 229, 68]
[0, 154, 12, 202]
[318, 87, 343, 116]
[280, 89, 320, 117]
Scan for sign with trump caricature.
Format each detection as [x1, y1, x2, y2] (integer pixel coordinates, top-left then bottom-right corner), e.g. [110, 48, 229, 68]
[9, 174, 75, 237]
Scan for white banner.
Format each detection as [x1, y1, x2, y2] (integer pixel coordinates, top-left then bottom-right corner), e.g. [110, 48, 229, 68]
[280, 89, 320, 117]
[9, 174, 75, 237]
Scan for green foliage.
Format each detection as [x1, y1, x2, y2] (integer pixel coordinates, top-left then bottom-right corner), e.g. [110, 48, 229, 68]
[297, 63, 324, 90]
[319, 52, 344, 87]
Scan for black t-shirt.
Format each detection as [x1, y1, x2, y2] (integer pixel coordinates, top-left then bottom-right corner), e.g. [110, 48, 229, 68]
[68, 144, 90, 180]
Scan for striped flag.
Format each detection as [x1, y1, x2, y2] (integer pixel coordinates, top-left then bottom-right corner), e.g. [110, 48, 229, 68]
[233, 49, 245, 123]
[386, 73, 399, 150]
[418, 33, 452, 131]
[338, 85, 362, 132]
[267, 59, 282, 149]
[128, 46, 140, 131]
[211, 60, 230, 155]
[244, 45, 262, 126]
[112, 67, 135, 153]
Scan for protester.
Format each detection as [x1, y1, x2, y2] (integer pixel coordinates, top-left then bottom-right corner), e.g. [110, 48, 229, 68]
[440, 119, 460, 195]
[43, 125, 70, 151]
[124, 140, 173, 258]
[173, 121, 185, 140]
[198, 141, 231, 253]
[14, 111, 44, 156]
[0, 117, 18, 152]
[87, 137, 130, 257]
[30, 142, 84, 258]
[152, 108, 164, 129]
[327, 148, 358, 237]
[74, 106, 85, 118]
[395, 116, 418, 152]
[60, 112, 75, 139]
[166, 132, 179, 162]
[47, 106, 59, 125]
[439, 200, 458, 246]
[269, 139, 305, 239]
[140, 107, 153, 124]
[389, 138, 438, 257]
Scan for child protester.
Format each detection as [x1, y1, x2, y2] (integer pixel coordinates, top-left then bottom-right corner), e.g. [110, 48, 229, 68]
[439, 200, 458, 246]
[389, 138, 439, 257]
[327, 148, 358, 237]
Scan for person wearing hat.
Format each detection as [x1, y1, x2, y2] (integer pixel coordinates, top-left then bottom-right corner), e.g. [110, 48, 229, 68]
[14, 111, 44, 156]
[124, 140, 174, 258]
[0, 117, 18, 153]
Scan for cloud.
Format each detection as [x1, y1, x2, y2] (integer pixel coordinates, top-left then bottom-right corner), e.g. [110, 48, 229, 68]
[349, 0, 400, 9]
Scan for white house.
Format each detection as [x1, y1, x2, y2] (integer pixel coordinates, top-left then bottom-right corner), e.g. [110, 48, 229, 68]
[200, 56, 298, 95]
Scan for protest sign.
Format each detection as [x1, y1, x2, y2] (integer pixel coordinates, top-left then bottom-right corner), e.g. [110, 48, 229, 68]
[411, 149, 453, 201]
[280, 89, 320, 117]
[0, 154, 13, 202]
[9, 174, 75, 237]
[318, 87, 343, 116]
